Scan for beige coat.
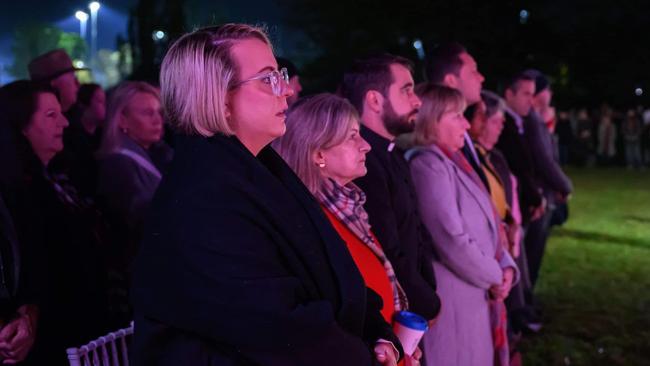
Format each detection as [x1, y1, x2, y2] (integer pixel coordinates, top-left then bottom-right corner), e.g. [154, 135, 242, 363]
[407, 144, 518, 366]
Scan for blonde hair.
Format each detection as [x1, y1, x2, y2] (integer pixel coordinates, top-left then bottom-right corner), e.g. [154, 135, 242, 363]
[160, 23, 271, 137]
[413, 82, 466, 146]
[99, 81, 160, 155]
[273, 93, 359, 194]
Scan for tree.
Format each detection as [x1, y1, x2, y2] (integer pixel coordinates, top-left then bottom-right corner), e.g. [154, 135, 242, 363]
[9, 23, 87, 79]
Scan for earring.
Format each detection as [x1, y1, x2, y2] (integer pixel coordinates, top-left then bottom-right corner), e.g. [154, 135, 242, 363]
[318, 162, 326, 168]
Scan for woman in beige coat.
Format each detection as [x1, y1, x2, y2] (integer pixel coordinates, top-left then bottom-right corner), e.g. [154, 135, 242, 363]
[407, 84, 518, 366]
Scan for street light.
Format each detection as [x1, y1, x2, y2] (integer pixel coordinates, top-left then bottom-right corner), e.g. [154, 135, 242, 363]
[75, 11, 88, 39]
[89, 1, 101, 67]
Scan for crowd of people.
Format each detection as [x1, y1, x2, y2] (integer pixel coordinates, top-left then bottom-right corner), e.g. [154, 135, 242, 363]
[552, 105, 650, 169]
[0, 23, 581, 365]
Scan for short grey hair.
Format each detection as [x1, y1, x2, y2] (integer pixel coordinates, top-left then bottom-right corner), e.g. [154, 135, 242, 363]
[160, 23, 271, 137]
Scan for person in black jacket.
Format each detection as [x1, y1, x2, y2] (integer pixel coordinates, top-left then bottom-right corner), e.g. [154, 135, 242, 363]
[131, 24, 402, 366]
[497, 73, 545, 225]
[340, 54, 441, 324]
[0, 80, 109, 365]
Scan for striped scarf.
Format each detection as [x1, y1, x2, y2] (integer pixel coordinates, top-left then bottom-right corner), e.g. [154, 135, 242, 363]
[316, 178, 409, 312]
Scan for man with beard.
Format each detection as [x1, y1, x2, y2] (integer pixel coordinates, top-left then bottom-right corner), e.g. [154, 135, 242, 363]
[425, 43, 489, 189]
[340, 54, 441, 326]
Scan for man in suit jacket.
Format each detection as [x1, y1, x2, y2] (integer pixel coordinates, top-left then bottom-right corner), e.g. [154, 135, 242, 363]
[498, 74, 545, 225]
[341, 54, 441, 323]
[425, 42, 489, 190]
[521, 70, 573, 287]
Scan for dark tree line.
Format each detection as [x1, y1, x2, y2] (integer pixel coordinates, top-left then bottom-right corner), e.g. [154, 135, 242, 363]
[277, 0, 650, 108]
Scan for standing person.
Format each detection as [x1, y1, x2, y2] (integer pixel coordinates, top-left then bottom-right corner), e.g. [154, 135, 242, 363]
[274, 93, 422, 365]
[575, 108, 594, 166]
[408, 83, 518, 366]
[516, 70, 573, 288]
[60, 83, 106, 197]
[556, 111, 574, 165]
[131, 24, 401, 366]
[622, 109, 644, 169]
[425, 42, 488, 189]
[96, 81, 172, 327]
[28, 49, 83, 115]
[340, 54, 441, 326]
[597, 114, 617, 166]
[277, 57, 303, 105]
[0, 80, 109, 365]
[470, 91, 539, 350]
[96, 81, 171, 240]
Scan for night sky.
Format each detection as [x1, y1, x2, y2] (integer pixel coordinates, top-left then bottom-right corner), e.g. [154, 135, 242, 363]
[0, 0, 285, 82]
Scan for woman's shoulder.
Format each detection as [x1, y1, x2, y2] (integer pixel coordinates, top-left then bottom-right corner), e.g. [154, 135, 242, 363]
[406, 145, 452, 173]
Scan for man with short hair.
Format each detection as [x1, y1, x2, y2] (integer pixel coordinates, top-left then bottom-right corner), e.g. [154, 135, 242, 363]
[425, 42, 489, 189]
[499, 73, 545, 224]
[341, 54, 441, 325]
[519, 70, 573, 287]
[28, 49, 84, 114]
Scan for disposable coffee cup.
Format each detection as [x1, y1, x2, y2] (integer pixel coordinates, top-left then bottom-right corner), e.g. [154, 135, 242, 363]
[393, 311, 428, 356]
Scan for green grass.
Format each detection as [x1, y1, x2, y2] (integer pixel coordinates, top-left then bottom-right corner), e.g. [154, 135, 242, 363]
[521, 167, 650, 366]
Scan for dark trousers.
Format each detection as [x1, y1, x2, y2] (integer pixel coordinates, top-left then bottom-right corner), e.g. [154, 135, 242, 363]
[524, 206, 554, 287]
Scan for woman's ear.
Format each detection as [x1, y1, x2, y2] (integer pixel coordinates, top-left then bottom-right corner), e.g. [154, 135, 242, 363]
[312, 149, 326, 167]
[117, 110, 129, 131]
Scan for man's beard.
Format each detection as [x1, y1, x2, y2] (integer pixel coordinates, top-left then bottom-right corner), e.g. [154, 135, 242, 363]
[382, 99, 418, 137]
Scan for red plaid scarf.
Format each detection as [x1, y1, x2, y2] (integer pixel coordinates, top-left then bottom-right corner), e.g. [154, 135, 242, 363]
[317, 178, 409, 312]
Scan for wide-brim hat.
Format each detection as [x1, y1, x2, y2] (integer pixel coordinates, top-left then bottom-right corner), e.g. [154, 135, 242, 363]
[28, 49, 88, 82]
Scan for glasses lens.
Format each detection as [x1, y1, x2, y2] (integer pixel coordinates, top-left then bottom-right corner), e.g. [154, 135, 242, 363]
[280, 68, 289, 83]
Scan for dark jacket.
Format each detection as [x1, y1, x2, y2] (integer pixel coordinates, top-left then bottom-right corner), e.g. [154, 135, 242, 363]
[0, 193, 21, 318]
[496, 109, 542, 223]
[131, 134, 400, 366]
[524, 111, 573, 199]
[51, 113, 102, 199]
[96, 134, 173, 327]
[354, 126, 441, 321]
[6, 149, 109, 365]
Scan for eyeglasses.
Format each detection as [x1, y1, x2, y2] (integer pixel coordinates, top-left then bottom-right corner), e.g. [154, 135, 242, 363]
[230, 67, 290, 96]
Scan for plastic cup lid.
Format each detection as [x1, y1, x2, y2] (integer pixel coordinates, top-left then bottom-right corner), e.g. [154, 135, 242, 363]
[393, 311, 428, 331]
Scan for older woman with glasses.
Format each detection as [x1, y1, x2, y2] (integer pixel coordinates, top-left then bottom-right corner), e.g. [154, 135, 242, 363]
[131, 24, 401, 366]
[407, 84, 518, 366]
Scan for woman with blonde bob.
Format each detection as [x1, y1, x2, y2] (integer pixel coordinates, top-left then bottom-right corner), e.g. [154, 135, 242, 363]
[131, 25, 401, 366]
[406, 83, 519, 366]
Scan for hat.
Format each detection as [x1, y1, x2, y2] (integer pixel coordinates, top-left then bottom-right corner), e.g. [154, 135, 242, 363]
[523, 69, 549, 95]
[28, 49, 87, 82]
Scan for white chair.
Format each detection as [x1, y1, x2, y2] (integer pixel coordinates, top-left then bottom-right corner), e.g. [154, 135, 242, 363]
[66, 322, 133, 366]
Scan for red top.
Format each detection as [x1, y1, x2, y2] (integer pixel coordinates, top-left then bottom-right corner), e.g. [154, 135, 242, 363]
[322, 208, 395, 323]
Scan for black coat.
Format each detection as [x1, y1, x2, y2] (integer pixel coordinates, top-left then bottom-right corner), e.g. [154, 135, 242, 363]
[4, 150, 109, 365]
[354, 126, 441, 321]
[131, 134, 400, 366]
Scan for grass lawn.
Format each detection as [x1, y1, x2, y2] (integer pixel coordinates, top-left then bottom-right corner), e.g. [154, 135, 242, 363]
[520, 167, 650, 365]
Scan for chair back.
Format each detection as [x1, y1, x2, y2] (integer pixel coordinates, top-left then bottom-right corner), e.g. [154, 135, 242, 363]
[66, 322, 133, 366]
